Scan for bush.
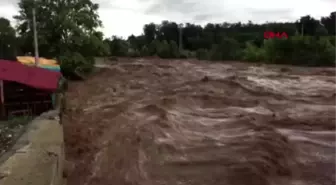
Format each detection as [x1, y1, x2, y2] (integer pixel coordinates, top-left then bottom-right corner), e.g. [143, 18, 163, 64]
[157, 40, 171, 58]
[108, 56, 118, 61]
[104, 33, 334, 67]
[140, 45, 149, 56]
[59, 52, 94, 80]
[218, 37, 242, 60]
[179, 50, 188, 58]
[263, 38, 293, 64]
[127, 48, 141, 57]
[192, 36, 335, 67]
[208, 44, 222, 61]
[263, 36, 335, 66]
[108, 38, 128, 56]
[196, 48, 209, 60]
[169, 41, 180, 58]
[198, 38, 242, 61]
[242, 42, 265, 62]
[147, 40, 161, 55]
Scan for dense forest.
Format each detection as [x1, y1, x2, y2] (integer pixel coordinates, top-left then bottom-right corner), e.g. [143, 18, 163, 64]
[0, 0, 335, 78]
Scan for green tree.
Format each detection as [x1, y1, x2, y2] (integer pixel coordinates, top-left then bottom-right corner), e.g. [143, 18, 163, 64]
[321, 12, 336, 35]
[143, 23, 157, 44]
[106, 36, 128, 56]
[0, 17, 18, 60]
[14, 0, 105, 78]
[295, 15, 320, 36]
[8, 5, 333, 68]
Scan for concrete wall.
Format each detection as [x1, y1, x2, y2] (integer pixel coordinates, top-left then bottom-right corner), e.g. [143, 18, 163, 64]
[0, 110, 64, 185]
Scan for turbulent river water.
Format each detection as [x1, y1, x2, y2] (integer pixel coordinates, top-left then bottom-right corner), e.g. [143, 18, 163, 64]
[63, 58, 335, 185]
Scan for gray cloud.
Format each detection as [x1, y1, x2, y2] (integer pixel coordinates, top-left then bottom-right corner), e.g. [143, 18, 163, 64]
[138, 0, 297, 23]
[0, 0, 18, 6]
[320, 0, 336, 3]
[0, 0, 113, 9]
[245, 8, 295, 22]
[247, 8, 293, 16]
[0, 0, 334, 29]
[140, 0, 227, 23]
[144, 0, 199, 15]
[192, 14, 213, 22]
[0, 0, 13, 4]
[93, 0, 116, 9]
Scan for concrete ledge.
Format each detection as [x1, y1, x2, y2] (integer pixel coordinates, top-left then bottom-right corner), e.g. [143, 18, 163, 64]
[0, 110, 64, 185]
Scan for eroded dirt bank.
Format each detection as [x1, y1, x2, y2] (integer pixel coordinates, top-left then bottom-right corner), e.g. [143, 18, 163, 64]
[63, 59, 335, 185]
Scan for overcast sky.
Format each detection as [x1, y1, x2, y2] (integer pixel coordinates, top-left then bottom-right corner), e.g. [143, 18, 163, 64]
[0, 0, 335, 38]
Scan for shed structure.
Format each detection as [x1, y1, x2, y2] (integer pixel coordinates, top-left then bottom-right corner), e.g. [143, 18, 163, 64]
[0, 59, 61, 119]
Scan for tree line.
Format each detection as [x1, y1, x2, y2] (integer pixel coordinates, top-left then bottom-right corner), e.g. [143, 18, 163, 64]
[105, 13, 335, 67]
[0, 0, 335, 78]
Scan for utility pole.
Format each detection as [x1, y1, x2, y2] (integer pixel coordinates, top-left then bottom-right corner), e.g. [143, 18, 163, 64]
[32, 6, 39, 66]
[178, 24, 183, 52]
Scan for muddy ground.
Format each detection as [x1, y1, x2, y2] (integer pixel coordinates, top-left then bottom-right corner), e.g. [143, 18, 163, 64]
[63, 58, 335, 185]
[0, 117, 31, 156]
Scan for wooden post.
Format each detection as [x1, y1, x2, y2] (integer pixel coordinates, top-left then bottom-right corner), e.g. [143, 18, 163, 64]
[0, 80, 5, 118]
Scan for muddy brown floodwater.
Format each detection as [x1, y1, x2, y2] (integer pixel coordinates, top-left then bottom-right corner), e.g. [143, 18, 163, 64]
[63, 58, 335, 185]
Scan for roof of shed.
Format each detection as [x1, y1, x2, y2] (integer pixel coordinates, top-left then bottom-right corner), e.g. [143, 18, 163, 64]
[0, 59, 61, 91]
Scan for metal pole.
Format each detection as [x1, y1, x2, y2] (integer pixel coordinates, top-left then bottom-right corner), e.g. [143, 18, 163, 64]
[179, 24, 183, 52]
[0, 80, 4, 118]
[32, 7, 39, 66]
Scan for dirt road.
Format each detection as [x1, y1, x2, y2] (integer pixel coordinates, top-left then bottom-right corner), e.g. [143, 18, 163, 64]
[63, 58, 335, 185]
